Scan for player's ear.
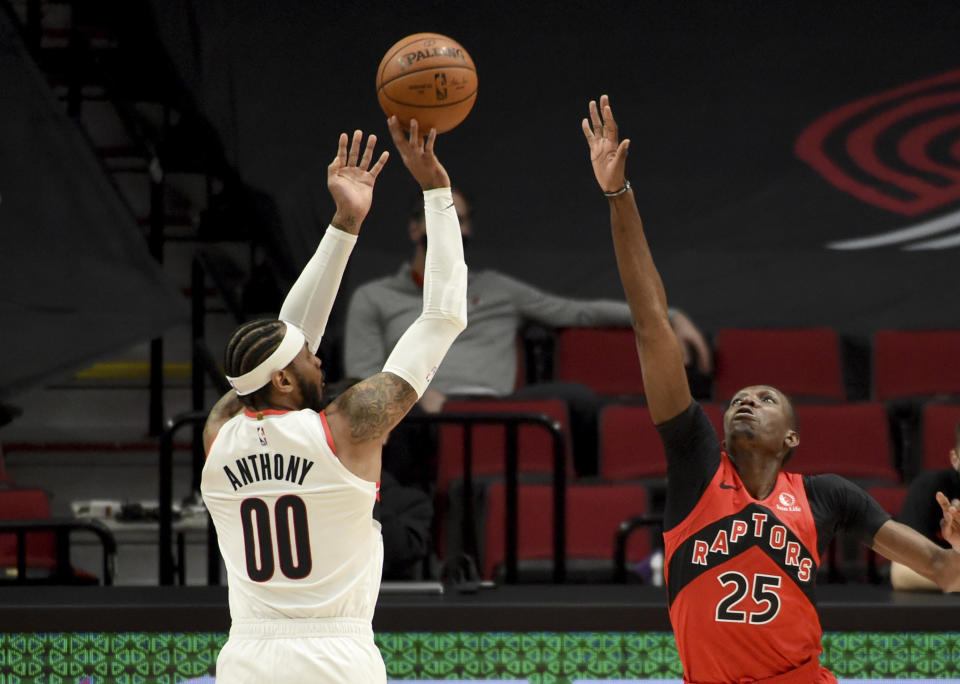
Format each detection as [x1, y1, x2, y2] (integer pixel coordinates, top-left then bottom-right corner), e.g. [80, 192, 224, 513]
[784, 429, 799, 450]
[271, 369, 295, 394]
[950, 448, 959, 471]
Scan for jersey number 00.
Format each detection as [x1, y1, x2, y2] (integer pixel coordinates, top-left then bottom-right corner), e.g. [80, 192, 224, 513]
[240, 495, 312, 581]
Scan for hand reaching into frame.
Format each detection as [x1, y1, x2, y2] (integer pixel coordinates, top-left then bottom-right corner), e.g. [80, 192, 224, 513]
[937, 491, 960, 552]
[327, 130, 389, 233]
[581, 94, 630, 195]
[387, 116, 451, 191]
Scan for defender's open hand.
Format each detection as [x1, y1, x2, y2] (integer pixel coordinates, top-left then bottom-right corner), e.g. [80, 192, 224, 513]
[581, 94, 631, 195]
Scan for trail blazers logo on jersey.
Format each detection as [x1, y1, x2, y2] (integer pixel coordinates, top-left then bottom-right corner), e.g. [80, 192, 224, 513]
[668, 503, 817, 608]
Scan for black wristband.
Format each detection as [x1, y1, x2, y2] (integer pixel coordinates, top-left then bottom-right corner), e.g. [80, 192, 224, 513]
[603, 180, 631, 197]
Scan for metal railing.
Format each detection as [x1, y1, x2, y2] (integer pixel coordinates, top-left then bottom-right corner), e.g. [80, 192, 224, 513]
[158, 411, 212, 586]
[405, 412, 568, 584]
[613, 514, 664, 583]
[0, 518, 116, 585]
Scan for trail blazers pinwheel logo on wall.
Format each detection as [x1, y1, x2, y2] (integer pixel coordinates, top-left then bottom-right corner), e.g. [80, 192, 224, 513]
[795, 69, 960, 250]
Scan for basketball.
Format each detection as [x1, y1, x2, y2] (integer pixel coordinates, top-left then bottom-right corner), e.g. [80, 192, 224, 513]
[376, 33, 478, 134]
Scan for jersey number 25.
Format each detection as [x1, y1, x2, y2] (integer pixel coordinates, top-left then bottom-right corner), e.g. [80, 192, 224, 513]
[715, 571, 781, 624]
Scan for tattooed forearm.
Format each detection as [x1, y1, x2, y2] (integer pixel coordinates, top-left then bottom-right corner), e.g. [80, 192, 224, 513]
[333, 372, 417, 444]
[204, 390, 244, 451]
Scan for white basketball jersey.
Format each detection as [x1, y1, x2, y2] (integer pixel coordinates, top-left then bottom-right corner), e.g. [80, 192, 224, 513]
[201, 408, 383, 622]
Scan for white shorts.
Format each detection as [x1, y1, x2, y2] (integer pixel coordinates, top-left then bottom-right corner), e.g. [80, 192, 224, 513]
[215, 617, 386, 684]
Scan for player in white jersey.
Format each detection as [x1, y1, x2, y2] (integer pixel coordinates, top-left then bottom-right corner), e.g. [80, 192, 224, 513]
[201, 117, 468, 683]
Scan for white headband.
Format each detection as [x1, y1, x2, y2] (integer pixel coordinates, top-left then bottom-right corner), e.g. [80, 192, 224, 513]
[226, 323, 306, 396]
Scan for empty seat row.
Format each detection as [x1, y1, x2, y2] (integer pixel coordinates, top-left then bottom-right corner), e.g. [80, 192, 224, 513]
[432, 397, 960, 491]
[600, 402, 900, 483]
[550, 326, 960, 401]
[481, 482, 652, 581]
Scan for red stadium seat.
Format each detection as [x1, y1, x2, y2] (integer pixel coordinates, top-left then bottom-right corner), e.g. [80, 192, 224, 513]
[554, 327, 645, 396]
[864, 485, 909, 582]
[0, 488, 102, 584]
[873, 330, 960, 401]
[866, 485, 908, 517]
[713, 328, 845, 402]
[436, 398, 573, 492]
[789, 404, 899, 482]
[599, 403, 726, 483]
[919, 403, 960, 472]
[481, 482, 650, 580]
[599, 405, 665, 481]
[0, 488, 56, 571]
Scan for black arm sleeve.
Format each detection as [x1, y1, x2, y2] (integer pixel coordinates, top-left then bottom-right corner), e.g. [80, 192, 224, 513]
[803, 474, 891, 557]
[657, 401, 723, 531]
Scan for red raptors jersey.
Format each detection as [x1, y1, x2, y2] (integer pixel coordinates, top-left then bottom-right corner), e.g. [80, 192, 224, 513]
[663, 451, 834, 684]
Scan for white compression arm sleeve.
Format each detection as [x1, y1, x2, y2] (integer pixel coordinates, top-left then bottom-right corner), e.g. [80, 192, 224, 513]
[278, 225, 357, 353]
[383, 187, 468, 397]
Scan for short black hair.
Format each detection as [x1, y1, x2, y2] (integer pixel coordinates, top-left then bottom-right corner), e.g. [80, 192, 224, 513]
[223, 319, 285, 407]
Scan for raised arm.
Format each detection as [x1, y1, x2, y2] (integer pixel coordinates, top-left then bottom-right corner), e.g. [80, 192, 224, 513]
[279, 131, 389, 351]
[326, 117, 467, 476]
[581, 94, 691, 423]
[874, 492, 960, 592]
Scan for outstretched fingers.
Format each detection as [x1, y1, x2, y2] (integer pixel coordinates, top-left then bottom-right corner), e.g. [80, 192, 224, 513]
[588, 99, 602, 136]
[333, 132, 349, 168]
[368, 150, 389, 178]
[408, 119, 423, 151]
[424, 126, 437, 156]
[602, 103, 619, 142]
[358, 134, 378, 170]
[347, 129, 363, 167]
[581, 117, 595, 142]
[387, 115, 407, 148]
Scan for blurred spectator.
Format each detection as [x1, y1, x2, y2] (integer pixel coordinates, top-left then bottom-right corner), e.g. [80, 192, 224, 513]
[344, 187, 711, 477]
[891, 419, 960, 591]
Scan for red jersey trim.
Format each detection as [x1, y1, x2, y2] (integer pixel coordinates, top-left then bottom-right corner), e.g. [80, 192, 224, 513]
[319, 411, 337, 455]
[243, 408, 290, 418]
